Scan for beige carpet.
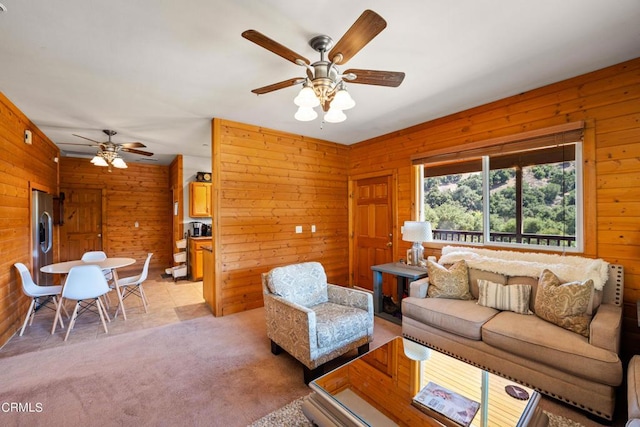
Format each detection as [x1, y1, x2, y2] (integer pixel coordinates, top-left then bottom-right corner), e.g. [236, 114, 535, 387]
[0, 307, 616, 426]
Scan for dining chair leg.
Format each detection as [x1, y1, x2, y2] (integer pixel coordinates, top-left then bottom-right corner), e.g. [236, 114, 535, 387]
[64, 302, 81, 341]
[19, 299, 36, 336]
[112, 271, 127, 320]
[52, 296, 65, 330]
[96, 298, 109, 334]
[139, 285, 149, 313]
[52, 296, 65, 335]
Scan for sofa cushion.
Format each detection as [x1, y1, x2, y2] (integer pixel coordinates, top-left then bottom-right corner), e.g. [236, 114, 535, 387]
[468, 268, 507, 299]
[477, 280, 533, 315]
[534, 269, 594, 337]
[427, 260, 473, 300]
[313, 302, 369, 349]
[402, 297, 498, 340]
[482, 311, 622, 386]
[267, 262, 328, 307]
[628, 356, 640, 421]
[507, 276, 539, 312]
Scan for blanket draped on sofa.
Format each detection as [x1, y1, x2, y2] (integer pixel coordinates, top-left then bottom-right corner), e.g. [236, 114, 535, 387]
[438, 245, 609, 291]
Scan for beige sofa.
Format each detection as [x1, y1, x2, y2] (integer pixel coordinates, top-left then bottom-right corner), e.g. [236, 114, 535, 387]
[628, 355, 640, 426]
[401, 247, 624, 421]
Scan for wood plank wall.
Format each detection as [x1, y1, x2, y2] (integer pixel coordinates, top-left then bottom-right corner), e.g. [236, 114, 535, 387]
[169, 155, 184, 253]
[59, 157, 173, 275]
[212, 119, 350, 315]
[0, 92, 59, 346]
[348, 57, 640, 356]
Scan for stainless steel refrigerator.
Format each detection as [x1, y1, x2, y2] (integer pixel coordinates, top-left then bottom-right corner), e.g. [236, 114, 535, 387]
[32, 190, 54, 285]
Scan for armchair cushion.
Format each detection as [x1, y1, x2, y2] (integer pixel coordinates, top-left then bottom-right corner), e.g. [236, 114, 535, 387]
[266, 261, 328, 307]
[313, 302, 370, 348]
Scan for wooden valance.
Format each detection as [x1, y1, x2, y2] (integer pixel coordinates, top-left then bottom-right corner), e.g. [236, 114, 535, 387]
[411, 121, 584, 167]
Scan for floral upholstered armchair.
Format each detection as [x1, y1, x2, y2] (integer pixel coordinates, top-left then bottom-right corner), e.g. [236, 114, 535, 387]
[262, 262, 374, 383]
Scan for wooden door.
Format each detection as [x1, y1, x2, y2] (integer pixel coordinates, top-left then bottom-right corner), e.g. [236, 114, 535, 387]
[59, 188, 103, 261]
[353, 176, 393, 293]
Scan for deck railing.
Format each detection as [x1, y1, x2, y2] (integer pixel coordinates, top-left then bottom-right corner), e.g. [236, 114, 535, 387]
[432, 229, 576, 247]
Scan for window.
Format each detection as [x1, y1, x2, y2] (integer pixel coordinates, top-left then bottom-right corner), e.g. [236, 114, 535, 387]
[414, 124, 583, 251]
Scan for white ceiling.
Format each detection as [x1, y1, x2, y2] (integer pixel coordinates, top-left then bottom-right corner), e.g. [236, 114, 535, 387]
[1, 1, 639, 165]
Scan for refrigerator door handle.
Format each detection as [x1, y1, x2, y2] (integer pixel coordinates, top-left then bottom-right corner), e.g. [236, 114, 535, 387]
[41, 211, 53, 254]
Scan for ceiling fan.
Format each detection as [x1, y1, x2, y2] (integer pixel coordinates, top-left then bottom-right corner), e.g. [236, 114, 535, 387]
[60, 129, 153, 172]
[242, 9, 405, 123]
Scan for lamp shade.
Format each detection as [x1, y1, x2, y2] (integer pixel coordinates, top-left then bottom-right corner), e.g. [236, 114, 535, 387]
[293, 86, 320, 108]
[330, 88, 355, 110]
[91, 155, 108, 167]
[112, 157, 127, 169]
[324, 108, 346, 123]
[403, 338, 431, 361]
[294, 106, 318, 121]
[401, 221, 433, 242]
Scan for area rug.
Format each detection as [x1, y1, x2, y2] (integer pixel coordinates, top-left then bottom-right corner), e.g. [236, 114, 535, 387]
[248, 395, 586, 427]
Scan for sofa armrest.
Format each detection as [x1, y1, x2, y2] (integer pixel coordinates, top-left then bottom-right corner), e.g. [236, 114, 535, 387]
[263, 292, 317, 354]
[409, 277, 429, 298]
[327, 284, 373, 314]
[589, 303, 622, 353]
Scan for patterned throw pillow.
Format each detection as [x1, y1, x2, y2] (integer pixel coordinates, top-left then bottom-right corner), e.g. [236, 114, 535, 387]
[427, 260, 473, 300]
[534, 269, 594, 337]
[477, 280, 533, 315]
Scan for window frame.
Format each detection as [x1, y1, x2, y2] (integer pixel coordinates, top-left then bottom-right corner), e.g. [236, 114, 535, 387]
[412, 122, 588, 254]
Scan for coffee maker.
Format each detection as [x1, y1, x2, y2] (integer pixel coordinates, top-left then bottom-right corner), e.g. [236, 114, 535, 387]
[190, 221, 203, 237]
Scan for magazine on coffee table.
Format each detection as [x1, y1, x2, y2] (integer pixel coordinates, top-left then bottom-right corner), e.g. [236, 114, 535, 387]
[412, 382, 480, 427]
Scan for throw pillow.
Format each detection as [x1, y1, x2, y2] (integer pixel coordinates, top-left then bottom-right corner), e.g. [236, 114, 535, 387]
[477, 280, 533, 315]
[427, 260, 473, 300]
[534, 269, 594, 337]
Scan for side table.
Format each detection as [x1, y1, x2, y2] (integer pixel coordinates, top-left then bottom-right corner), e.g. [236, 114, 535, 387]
[371, 262, 427, 325]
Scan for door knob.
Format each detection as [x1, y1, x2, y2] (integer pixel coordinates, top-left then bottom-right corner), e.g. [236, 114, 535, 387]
[386, 242, 392, 247]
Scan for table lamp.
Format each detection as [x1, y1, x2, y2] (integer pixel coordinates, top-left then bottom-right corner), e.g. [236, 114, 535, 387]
[402, 221, 433, 266]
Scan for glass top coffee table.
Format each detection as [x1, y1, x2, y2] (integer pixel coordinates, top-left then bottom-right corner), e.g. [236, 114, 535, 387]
[302, 337, 548, 427]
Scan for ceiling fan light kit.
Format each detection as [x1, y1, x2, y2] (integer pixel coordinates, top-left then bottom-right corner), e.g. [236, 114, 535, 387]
[242, 9, 404, 124]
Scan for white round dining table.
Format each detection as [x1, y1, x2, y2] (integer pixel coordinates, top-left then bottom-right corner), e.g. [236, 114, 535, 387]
[41, 257, 137, 321]
[40, 257, 136, 274]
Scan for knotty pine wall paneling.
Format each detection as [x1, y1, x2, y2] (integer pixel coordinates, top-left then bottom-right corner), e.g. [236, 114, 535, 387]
[0, 92, 59, 347]
[211, 119, 350, 316]
[348, 57, 640, 356]
[59, 157, 173, 275]
[170, 155, 184, 253]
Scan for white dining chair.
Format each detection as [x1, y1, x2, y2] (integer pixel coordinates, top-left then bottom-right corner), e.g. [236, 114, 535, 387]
[81, 250, 114, 308]
[53, 264, 111, 341]
[14, 263, 67, 336]
[114, 253, 153, 318]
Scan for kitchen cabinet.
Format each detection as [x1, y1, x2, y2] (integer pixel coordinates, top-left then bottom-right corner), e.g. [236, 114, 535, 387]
[189, 182, 212, 217]
[189, 237, 211, 280]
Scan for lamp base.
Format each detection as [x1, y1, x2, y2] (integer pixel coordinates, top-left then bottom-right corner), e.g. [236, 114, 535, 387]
[407, 242, 424, 266]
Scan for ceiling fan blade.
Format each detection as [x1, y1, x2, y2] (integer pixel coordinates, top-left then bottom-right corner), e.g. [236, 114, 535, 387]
[242, 30, 310, 65]
[251, 78, 305, 95]
[343, 69, 405, 87]
[329, 10, 387, 65]
[119, 142, 147, 149]
[121, 148, 154, 157]
[72, 134, 102, 144]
